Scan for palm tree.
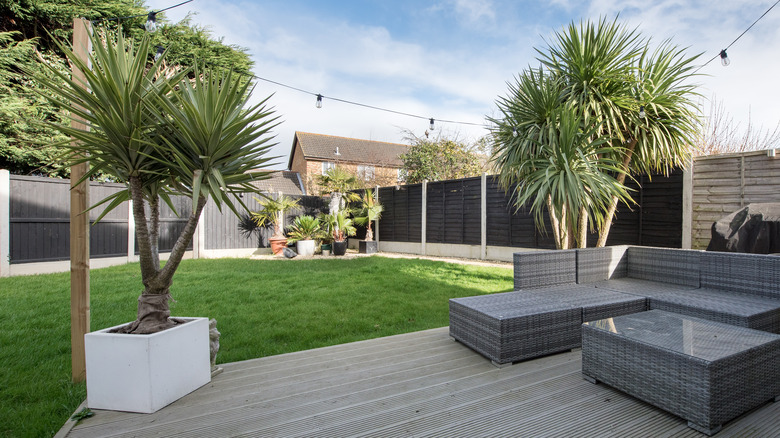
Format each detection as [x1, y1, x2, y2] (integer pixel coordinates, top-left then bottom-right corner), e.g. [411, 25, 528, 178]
[317, 166, 360, 213]
[251, 194, 301, 239]
[34, 30, 278, 334]
[352, 189, 383, 241]
[492, 17, 700, 247]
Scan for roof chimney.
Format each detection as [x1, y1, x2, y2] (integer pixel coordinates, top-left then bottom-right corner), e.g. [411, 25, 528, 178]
[335, 147, 341, 156]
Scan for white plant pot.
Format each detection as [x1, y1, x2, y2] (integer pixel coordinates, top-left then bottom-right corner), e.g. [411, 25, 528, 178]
[85, 317, 211, 413]
[296, 239, 316, 256]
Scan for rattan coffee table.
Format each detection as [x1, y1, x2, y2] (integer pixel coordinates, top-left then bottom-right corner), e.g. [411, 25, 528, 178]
[582, 310, 780, 435]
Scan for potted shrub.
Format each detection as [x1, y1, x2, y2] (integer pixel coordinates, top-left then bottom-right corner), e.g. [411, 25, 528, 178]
[287, 215, 321, 256]
[352, 189, 383, 254]
[322, 211, 356, 256]
[251, 194, 300, 255]
[33, 30, 278, 413]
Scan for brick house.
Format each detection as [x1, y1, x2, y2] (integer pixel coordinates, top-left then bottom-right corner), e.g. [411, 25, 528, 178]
[288, 132, 409, 195]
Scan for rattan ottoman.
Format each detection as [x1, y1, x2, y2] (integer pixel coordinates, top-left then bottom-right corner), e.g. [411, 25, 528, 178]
[582, 310, 780, 435]
[449, 291, 581, 366]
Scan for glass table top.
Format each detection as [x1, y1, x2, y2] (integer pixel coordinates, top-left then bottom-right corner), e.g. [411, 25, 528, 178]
[584, 310, 780, 361]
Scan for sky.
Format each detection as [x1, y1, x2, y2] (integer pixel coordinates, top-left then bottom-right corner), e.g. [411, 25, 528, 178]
[145, 0, 780, 170]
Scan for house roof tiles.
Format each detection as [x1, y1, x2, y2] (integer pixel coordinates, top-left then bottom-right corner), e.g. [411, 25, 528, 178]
[250, 170, 305, 195]
[289, 132, 408, 169]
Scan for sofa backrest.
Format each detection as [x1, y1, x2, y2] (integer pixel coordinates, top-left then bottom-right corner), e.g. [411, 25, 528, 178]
[575, 246, 629, 284]
[701, 252, 780, 299]
[626, 246, 701, 287]
[513, 250, 576, 290]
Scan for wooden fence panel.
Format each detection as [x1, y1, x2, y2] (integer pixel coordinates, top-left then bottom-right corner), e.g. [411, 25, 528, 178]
[691, 151, 780, 249]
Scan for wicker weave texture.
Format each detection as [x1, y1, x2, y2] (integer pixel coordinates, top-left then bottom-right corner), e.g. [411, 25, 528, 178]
[575, 246, 629, 284]
[582, 311, 780, 435]
[701, 252, 780, 300]
[513, 250, 576, 290]
[649, 288, 780, 333]
[449, 292, 581, 364]
[626, 246, 701, 287]
[592, 278, 698, 296]
[525, 287, 647, 322]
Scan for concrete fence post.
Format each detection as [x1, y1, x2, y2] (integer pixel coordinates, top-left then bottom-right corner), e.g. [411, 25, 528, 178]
[481, 173, 487, 260]
[682, 159, 693, 249]
[0, 170, 10, 277]
[421, 180, 428, 255]
[127, 200, 136, 262]
[374, 186, 380, 243]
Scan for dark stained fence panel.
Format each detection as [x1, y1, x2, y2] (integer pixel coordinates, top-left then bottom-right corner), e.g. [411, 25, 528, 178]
[9, 175, 128, 263]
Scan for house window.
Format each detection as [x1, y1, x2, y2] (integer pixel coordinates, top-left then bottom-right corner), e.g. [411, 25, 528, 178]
[357, 165, 375, 181]
[321, 161, 336, 175]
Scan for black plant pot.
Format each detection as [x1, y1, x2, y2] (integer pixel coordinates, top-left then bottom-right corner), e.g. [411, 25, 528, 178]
[333, 240, 348, 256]
[359, 240, 377, 254]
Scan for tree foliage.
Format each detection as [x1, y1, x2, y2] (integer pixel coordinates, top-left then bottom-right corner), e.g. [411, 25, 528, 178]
[491, 17, 701, 248]
[32, 29, 277, 334]
[400, 132, 483, 184]
[0, 0, 253, 177]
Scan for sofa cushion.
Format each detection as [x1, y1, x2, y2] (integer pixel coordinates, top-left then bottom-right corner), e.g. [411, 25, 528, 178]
[593, 278, 698, 297]
[513, 250, 577, 290]
[649, 288, 780, 333]
[701, 252, 780, 300]
[576, 246, 629, 283]
[626, 246, 701, 287]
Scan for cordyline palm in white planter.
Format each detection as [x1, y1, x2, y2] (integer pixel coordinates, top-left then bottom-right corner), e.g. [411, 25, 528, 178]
[33, 30, 278, 412]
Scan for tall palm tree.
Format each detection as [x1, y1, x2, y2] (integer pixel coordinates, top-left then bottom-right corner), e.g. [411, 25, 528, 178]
[492, 17, 700, 247]
[34, 30, 278, 333]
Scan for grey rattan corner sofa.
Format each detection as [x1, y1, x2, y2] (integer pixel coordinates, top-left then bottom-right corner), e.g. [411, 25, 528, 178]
[449, 246, 780, 365]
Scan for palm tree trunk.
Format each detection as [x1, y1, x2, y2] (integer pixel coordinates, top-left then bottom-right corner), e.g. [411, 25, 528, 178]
[113, 190, 208, 334]
[596, 139, 638, 247]
[577, 206, 588, 248]
[149, 196, 160, 269]
[547, 195, 563, 250]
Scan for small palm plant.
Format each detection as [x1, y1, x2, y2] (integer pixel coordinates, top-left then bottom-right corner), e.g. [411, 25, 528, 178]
[251, 195, 300, 239]
[286, 215, 322, 244]
[321, 210, 356, 242]
[352, 189, 383, 241]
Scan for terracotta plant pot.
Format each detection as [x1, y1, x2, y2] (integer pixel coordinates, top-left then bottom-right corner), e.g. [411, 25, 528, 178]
[269, 237, 288, 255]
[332, 240, 348, 256]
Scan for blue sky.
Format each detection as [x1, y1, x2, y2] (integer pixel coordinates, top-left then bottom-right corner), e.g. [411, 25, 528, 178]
[146, 0, 780, 169]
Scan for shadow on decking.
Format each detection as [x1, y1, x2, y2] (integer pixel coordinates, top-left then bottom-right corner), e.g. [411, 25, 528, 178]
[64, 327, 780, 437]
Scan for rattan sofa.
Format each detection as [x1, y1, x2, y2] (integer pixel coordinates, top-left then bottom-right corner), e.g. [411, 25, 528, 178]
[449, 246, 780, 365]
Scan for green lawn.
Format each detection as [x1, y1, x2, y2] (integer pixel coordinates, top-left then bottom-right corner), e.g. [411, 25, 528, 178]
[0, 256, 512, 438]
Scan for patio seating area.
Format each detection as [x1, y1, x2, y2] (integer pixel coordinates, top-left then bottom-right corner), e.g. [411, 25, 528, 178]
[449, 246, 780, 435]
[63, 327, 780, 437]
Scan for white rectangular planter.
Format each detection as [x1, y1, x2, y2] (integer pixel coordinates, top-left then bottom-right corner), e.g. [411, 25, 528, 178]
[85, 317, 211, 413]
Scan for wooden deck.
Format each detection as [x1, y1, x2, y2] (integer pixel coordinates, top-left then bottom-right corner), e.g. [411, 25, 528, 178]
[66, 327, 780, 437]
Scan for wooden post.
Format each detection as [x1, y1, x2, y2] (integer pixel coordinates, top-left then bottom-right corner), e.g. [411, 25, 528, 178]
[70, 17, 91, 383]
[681, 159, 693, 249]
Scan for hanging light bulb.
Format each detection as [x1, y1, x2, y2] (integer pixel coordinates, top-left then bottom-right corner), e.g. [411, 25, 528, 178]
[154, 45, 164, 62]
[315, 94, 323, 109]
[512, 127, 518, 138]
[429, 118, 435, 131]
[639, 105, 646, 119]
[719, 49, 730, 67]
[145, 11, 158, 32]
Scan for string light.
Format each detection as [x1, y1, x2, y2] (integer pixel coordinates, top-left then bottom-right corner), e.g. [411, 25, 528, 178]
[512, 127, 518, 137]
[693, 0, 779, 72]
[719, 49, 730, 67]
[639, 105, 646, 119]
[154, 45, 165, 61]
[145, 12, 158, 32]
[429, 118, 435, 130]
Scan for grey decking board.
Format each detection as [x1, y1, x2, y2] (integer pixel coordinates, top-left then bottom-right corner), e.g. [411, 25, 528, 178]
[66, 327, 780, 438]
